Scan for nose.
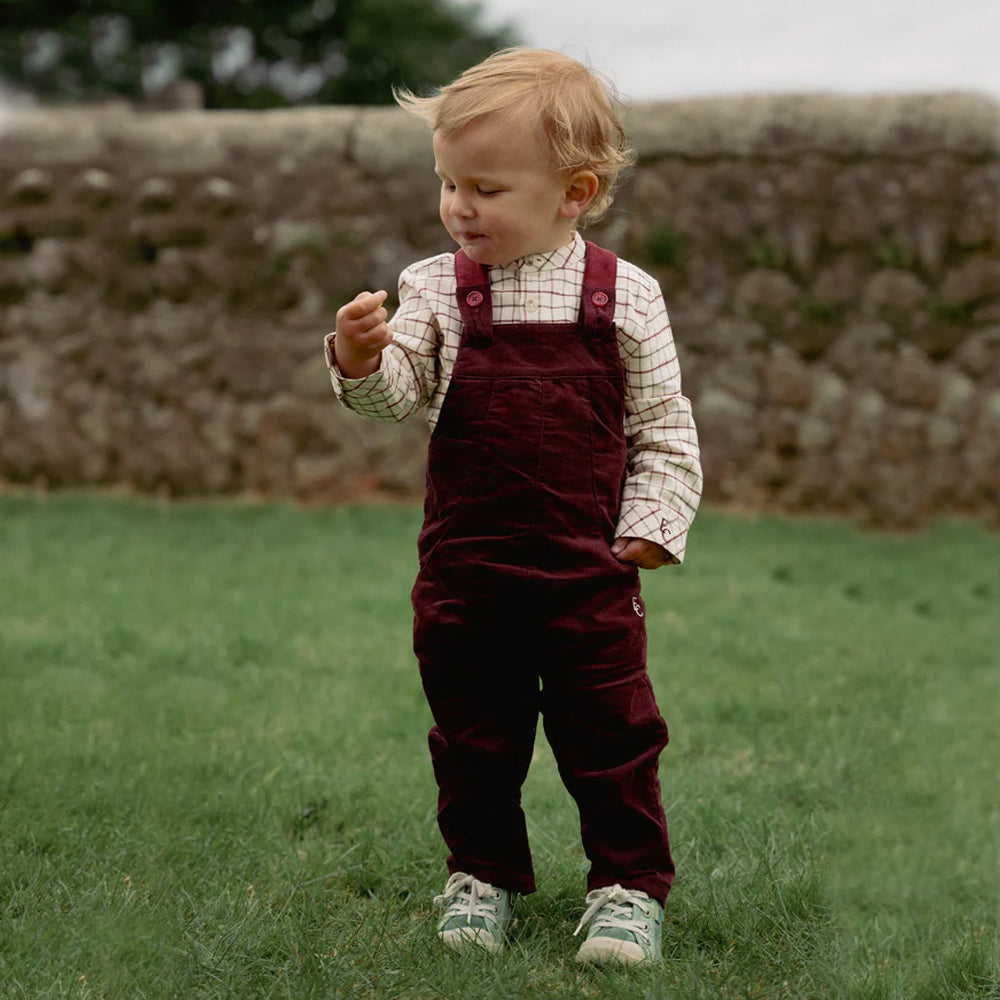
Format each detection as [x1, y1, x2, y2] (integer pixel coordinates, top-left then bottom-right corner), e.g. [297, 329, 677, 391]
[448, 190, 475, 219]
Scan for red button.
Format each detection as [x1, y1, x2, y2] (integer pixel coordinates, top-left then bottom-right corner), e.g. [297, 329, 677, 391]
[466, 291, 484, 307]
[591, 291, 609, 307]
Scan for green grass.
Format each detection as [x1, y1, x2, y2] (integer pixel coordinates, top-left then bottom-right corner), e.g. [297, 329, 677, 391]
[1, 494, 997, 1000]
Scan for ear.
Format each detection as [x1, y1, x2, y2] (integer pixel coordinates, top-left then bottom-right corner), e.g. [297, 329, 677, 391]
[560, 170, 599, 220]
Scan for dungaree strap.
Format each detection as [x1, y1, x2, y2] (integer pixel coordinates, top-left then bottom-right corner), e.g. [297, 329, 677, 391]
[454, 250, 493, 344]
[454, 242, 618, 340]
[579, 242, 617, 338]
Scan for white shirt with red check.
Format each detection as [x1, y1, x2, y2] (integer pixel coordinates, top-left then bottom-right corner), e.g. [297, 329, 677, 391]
[324, 234, 702, 563]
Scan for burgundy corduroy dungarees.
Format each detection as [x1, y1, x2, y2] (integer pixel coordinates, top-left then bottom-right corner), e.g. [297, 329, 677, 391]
[411, 242, 674, 904]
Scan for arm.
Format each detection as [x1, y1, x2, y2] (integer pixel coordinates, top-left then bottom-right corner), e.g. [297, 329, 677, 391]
[324, 266, 443, 423]
[614, 274, 703, 567]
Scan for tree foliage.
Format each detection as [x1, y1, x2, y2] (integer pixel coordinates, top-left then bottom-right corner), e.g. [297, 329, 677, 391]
[0, 0, 520, 107]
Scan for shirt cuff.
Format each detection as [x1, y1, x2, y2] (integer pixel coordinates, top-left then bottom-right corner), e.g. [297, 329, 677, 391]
[616, 504, 688, 564]
[324, 331, 383, 401]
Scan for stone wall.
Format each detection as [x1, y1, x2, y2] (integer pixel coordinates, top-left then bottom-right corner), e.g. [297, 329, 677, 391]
[1, 94, 998, 525]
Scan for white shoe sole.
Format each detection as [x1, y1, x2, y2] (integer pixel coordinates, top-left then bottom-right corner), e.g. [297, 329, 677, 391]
[576, 936, 650, 965]
[440, 926, 505, 954]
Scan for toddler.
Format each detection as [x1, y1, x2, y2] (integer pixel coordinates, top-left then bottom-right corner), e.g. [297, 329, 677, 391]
[326, 47, 702, 965]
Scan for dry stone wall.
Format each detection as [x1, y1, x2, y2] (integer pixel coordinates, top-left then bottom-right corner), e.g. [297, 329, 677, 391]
[1, 94, 998, 525]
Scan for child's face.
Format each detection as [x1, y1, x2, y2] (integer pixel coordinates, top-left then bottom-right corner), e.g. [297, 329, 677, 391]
[433, 111, 590, 267]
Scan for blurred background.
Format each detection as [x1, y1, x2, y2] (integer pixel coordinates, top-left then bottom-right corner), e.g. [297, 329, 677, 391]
[1, 1, 998, 524]
[2, 0, 998, 110]
[476, 0, 1000, 102]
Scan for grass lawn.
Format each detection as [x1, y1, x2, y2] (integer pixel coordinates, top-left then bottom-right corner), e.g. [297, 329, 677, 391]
[0, 494, 997, 999]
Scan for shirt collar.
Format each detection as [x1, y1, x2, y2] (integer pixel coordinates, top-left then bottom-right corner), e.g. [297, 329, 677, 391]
[494, 233, 585, 273]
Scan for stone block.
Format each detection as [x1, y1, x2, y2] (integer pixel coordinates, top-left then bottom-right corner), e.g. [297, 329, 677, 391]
[825, 322, 897, 383]
[952, 326, 1000, 382]
[194, 177, 241, 216]
[135, 177, 178, 213]
[879, 408, 928, 462]
[0, 258, 28, 304]
[940, 256, 1000, 307]
[759, 405, 801, 453]
[6, 168, 53, 204]
[71, 168, 117, 208]
[24, 239, 73, 292]
[734, 269, 801, 316]
[863, 269, 929, 318]
[890, 344, 941, 408]
[764, 345, 813, 408]
[693, 388, 760, 455]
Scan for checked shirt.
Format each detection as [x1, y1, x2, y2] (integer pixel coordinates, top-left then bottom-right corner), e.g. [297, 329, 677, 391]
[324, 234, 702, 562]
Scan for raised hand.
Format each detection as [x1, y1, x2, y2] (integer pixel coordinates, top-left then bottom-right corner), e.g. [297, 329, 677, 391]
[334, 290, 392, 378]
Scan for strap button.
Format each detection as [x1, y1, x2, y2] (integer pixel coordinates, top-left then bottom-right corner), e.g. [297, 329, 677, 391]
[466, 290, 484, 307]
[591, 291, 610, 307]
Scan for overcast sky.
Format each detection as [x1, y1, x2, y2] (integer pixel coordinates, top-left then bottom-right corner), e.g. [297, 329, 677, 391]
[477, 0, 1000, 102]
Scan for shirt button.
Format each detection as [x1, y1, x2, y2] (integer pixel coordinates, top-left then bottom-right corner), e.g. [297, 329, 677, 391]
[526, 298, 539, 313]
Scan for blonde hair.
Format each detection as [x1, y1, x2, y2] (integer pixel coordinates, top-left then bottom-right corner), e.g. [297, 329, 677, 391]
[394, 48, 635, 226]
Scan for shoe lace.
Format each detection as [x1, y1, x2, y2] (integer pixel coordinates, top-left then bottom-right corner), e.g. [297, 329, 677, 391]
[434, 873, 500, 921]
[572, 884, 653, 942]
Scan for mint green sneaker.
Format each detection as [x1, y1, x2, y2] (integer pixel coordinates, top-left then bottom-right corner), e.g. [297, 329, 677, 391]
[573, 884, 664, 965]
[434, 873, 517, 953]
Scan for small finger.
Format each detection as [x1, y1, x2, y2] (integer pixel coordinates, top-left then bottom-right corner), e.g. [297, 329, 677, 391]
[344, 291, 387, 319]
